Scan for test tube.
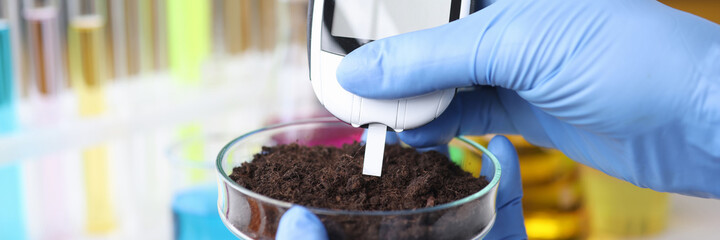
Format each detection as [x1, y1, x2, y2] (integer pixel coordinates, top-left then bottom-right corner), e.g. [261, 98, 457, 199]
[57, 0, 70, 88]
[257, 0, 277, 51]
[68, 0, 107, 115]
[122, 0, 145, 76]
[100, 0, 115, 79]
[149, 0, 167, 70]
[107, 0, 128, 78]
[211, 0, 224, 55]
[5, 0, 26, 98]
[23, 0, 64, 96]
[103, 0, 152, 79]
[137, 0, 156, 72]
[68, 0, 116, 234]
[0, 2, 14, 128]
[167, 0, 210, 83]
[276, 0, 309, 47]
[115, 0, 156, 76]
[0, 1, 27, 239]
[222, 0, 252, 54]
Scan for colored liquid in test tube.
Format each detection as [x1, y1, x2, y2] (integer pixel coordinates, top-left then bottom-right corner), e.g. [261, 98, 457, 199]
[167, 0, 210, 82]
[0, 6, 27, 239]
[100, 0, 115, 78]
[0, 24, 24, 240]
[123, 0, 148, 75]
[68, 0, 115, 234]
[0, 22, 14, 125]
[23, 0, 63, 96]
[137, 0, 156, 72]
[222, 0, 252, 54]
[107, 0, 163, 77]
[68, 15, 106, 115]
[150, 0, 168, 70]
[257, 0, 277, 51]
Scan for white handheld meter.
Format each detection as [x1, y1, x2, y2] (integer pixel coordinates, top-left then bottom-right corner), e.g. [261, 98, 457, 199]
[308, 0, 477, 176]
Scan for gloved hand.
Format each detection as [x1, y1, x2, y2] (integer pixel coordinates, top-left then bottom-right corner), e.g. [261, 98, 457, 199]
[276, 136, 527, 240]
[276, 206, 329, 240]
[337, 0, 720, 198]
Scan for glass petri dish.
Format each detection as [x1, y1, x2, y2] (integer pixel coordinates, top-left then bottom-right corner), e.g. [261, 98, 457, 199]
[216, 118, 501, 239]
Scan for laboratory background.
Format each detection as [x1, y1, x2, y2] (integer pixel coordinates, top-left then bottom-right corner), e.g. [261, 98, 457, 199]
[0, 0, 718, 239]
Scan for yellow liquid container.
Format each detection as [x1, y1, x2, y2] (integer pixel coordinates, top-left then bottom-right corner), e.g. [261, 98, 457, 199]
[68, 11, 116, 234]
[167, 0, 210, 82]
[462, 135, 671, 239]
[581, 166, 669, 239]
[68, 15, 106, 116]
[463, 136, 588, 240]
[81, 146, 115, 234]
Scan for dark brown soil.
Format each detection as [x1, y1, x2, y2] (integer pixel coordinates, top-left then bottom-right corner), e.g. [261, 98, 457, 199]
[229, 142, 488, 211]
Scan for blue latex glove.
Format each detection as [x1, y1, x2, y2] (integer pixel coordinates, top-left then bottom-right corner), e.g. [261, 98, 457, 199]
[276, 206, 329, 240]
[276, 136, 527, 240]
[337, 0, 720, 198]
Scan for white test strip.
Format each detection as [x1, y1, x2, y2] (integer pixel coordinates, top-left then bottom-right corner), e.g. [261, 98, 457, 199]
[363, 123, 387, 177]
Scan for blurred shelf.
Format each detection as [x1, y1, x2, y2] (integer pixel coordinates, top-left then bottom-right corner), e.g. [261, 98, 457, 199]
[0, 55, 276, 164]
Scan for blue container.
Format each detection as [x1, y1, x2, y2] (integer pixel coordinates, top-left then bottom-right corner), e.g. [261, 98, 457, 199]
[172, 184, 236, 240]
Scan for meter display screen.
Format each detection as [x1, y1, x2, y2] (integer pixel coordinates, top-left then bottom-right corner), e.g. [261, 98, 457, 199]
[331, 0, 455, 40]
[321, 0, 461, 55]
